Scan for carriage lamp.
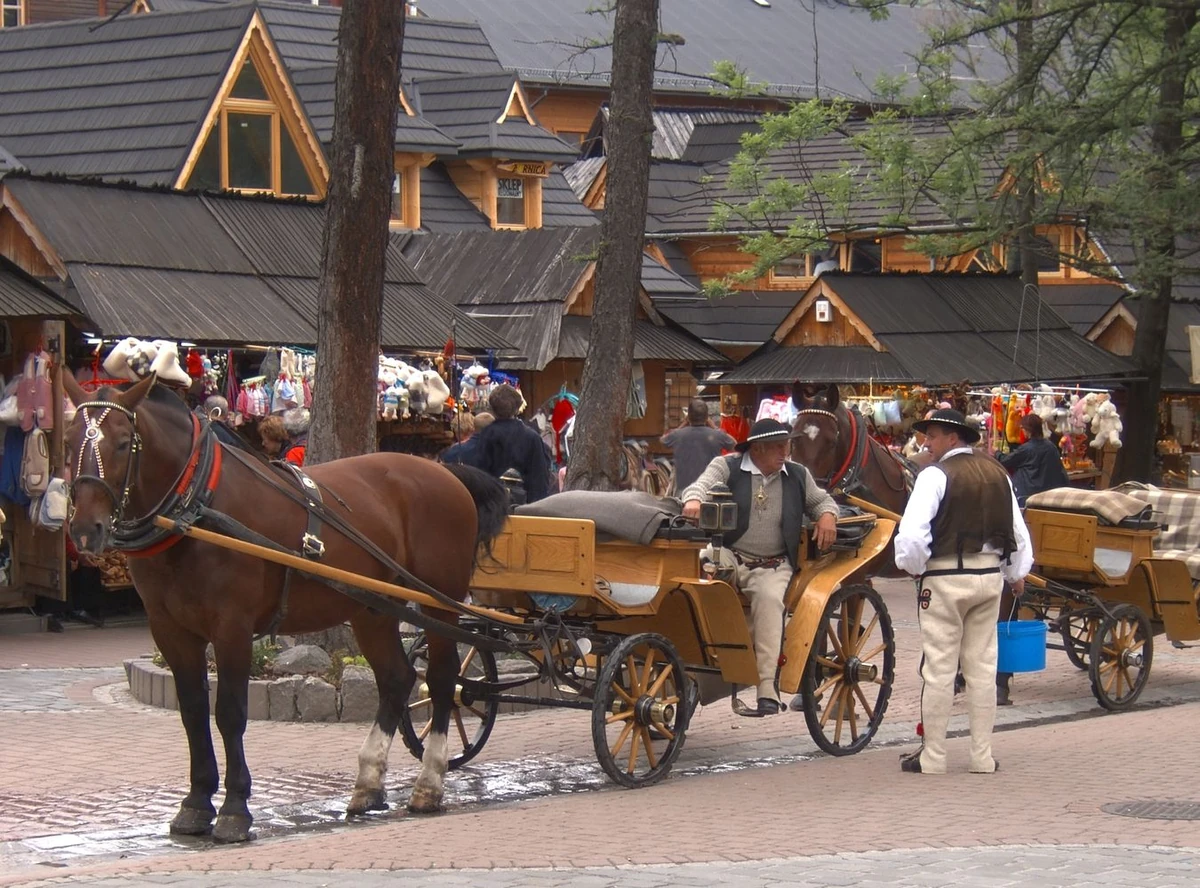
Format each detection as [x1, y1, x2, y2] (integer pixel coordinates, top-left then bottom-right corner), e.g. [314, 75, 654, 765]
[699, 483, 738, 533]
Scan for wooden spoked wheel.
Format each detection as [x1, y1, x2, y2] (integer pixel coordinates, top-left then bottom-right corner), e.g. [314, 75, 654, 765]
[591, 633, 689, 788]
[398, 633, 499, 769]
[1088, 604, 1153, 711]
[800, 584, 895, 756]
[1059, 606, 1100, 671]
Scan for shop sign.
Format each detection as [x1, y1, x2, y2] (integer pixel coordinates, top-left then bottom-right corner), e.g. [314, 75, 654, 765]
[498, 160, 549, 177]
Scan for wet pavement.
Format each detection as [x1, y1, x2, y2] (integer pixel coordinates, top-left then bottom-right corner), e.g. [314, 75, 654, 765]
[0, 669, 123, 713]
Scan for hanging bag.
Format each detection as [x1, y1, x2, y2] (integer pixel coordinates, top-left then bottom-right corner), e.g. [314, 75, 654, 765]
[21, 428, 50, 496]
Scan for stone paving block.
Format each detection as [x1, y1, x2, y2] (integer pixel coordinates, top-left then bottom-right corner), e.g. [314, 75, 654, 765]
[162, 674, 177, 712]
[338, 666, 378, 722]
[151, 669, 165, 708]
[297, 677, 337, 722]
[207, 675, 219, 715]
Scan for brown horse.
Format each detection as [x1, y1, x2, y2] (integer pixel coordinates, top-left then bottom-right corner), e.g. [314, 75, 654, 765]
[63, 372, 506, 843]
[789, 383, 911, 519]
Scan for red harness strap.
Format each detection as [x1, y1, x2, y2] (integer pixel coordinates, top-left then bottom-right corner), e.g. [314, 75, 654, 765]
[828, 409, 865, 490]
[125, 415, 224, 559]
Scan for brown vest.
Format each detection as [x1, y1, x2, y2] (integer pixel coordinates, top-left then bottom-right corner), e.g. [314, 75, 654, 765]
[930, 452, 1017, 562]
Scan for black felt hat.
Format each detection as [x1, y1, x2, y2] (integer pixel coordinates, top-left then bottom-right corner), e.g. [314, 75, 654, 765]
[911, 408, 981, 445]
[735, 418, 792, 452]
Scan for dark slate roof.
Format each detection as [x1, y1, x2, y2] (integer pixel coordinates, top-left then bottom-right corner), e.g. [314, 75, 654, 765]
[820, 273, 1133, 384]
[1095, 230, 1200, 303]
[7, 176, 509, 350]
[541, 168, 599, 227]
[645, 118, 1007, 236]
[412, 73, 578, 161]
[415, 0, 980, 103]
[289, 66, 459, 153]
[557, 315, 726, 365]
[1037, 283, 1128, 335]
[656, 289, 796, 345]
[0, 259, 85, 320]
[405, 226, 718, 369]
[587, 107, 760, 162]
[419, 163, 492, 231]
[719, 344, 909, 384]
[0, 4, 256, 185]
[404, 227, 597, 305]
[154, 0, 508, 77]
[640, 253, 699, 301]
[1163, 301, 1200, 390]
[653, 239, 699, 288]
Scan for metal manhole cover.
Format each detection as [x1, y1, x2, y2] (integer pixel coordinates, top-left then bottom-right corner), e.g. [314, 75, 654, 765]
[1102, 801, 1200, 821]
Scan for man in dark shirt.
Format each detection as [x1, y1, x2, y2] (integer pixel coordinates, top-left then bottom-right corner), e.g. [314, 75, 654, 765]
[440, 412, 493, 466]
[999, 413, 1070, 506]
[471, 385, 552, 502]
[662, 398, 737, 493]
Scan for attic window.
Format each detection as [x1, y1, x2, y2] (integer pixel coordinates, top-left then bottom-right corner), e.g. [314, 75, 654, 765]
[496, 178, 526, 226]
[183, 55, 318, 197]
[2, 0, 22, 28]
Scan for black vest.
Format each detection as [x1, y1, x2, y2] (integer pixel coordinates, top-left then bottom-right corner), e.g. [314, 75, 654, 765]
[723, 455, 808, 568]
[930, 452, 1016, 562]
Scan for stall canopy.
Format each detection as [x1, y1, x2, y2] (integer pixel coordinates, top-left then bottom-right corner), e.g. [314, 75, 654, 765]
[1, 175, 513, 353]
[0, 258, 91, 324]
[720, 272, 1137, 385]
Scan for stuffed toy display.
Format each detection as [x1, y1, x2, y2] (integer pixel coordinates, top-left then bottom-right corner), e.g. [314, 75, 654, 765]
[1090, 398, 1124, 449]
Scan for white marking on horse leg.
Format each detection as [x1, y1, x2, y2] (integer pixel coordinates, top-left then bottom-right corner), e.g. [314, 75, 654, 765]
[802, 423, 820, 441]
[355, 722, 393, 792]
[409, 730, 448, 813]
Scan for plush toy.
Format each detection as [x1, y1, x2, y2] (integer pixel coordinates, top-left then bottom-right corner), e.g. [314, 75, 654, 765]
[1005, 393, 1024, 445]
[423, 369, 450, 415]
[380, 379, 408, 421]
[1090, 399, 1123, 449]
[1033, 385, 1057, 425]
[406, 371, 428, 415]
[1052, 406, 1072, 437]
[1068, 393, 1088, 434]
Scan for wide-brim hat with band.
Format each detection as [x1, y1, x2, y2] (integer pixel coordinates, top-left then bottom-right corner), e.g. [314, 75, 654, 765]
[735, 418, 793, 452]
[911, 408, 981, 445]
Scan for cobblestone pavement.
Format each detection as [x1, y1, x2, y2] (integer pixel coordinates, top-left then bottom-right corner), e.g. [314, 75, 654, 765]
[1, 580, 1197, 886]
[9, 845, 1200, 887]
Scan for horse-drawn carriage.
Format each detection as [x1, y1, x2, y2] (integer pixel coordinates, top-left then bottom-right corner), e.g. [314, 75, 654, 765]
[1018, 485, 1200, 710]
[397, 497, 897, 787]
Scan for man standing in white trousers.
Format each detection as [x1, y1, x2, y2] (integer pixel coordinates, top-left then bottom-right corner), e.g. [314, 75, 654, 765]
[894, 408, 1033, 774]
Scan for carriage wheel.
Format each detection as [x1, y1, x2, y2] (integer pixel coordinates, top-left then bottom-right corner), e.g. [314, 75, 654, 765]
[1059, 606, 1099, 671]
[800, 584, 895, 756]
[1087, 604, 1153, 712]
[398, 633, 499, 770]
[591, 633, 688, 788]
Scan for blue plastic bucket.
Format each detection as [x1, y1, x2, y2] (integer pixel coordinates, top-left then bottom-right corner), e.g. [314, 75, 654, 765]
[996, 620, 1047, 673]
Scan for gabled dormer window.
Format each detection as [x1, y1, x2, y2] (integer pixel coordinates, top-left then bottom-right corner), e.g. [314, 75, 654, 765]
[2, 0, 23, 28]
[492, 162, 548, 230]
[181, 26, 326, 199]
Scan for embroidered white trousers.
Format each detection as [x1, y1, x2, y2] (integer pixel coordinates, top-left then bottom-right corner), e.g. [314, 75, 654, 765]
[916, 553, 1002, 774]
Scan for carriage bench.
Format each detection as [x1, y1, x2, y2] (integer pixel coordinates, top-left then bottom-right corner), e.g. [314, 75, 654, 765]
[1111, 483, 1200, 585]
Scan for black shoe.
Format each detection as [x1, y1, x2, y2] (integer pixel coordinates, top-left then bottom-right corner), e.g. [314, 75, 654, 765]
[899, 750, 923, 773]
[996, 672, 1013, 706]
[757, 697, 781, 716]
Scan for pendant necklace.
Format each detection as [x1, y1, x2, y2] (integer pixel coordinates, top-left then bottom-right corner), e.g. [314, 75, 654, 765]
[754, 480, 768, 510]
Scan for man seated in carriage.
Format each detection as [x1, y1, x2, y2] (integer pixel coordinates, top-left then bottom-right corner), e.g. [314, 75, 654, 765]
[681, 418, 840, 716]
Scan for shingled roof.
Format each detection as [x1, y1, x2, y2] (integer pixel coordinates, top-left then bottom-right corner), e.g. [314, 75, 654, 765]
[414, 0, 990, 103]
[404, 227, 723, 369]
[411, 73, 578, 161]
[0, 4, 258, 184]
[2, 175, 511, 352]
[0, 258, 89, 322]
[721, 273, 1136, 385]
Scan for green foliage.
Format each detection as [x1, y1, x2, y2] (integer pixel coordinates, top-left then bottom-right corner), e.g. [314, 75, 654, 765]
[150, 639, 279, 679]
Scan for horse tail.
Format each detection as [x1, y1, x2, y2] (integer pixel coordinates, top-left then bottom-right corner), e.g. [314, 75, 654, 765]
[443, 463, 508, 567]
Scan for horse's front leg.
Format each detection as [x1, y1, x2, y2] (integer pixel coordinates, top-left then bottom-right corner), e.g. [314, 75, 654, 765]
[210, 636, 255, 843]
[346, 614, 415, 815]
[409, 628, 459, 813]
[152, 620, 219, 836]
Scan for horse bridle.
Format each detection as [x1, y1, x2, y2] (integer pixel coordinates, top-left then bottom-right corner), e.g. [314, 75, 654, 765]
[71, 399, 143, 527]
[794, 406, 854, 489]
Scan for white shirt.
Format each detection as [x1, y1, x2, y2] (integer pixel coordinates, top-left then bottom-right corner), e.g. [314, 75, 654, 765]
[741, 452, 788, 476]
[894, 446, 1033, 582]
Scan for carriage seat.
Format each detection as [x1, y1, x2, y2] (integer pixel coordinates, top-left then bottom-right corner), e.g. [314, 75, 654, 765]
[515, 489, 687, 545]
[1025, 488, 1154, 527]
[1112, 483, 1200, 583]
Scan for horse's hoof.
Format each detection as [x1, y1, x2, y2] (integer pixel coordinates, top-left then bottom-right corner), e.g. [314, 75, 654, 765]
[347, 787, 389, 816]
[407, 784, 443, 814]
[169, 806, 214, 836]
[211, 813, 254, 844]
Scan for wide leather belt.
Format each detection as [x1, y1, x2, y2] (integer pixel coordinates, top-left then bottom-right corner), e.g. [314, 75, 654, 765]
[733, 551, 787, 571]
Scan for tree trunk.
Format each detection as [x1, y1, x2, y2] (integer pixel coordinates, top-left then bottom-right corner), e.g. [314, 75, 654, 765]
[307, 0, 405, 466]
[565, 0, 659, 491]
[1114, 5, 1196, 483]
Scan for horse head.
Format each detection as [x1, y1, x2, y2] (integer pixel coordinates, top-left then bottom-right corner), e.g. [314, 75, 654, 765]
[63, 372, 187, 554]
[789, 382, 848, 486]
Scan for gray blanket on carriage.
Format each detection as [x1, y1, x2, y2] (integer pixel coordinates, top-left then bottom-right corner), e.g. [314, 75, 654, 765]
[515, 490, 681, 545]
